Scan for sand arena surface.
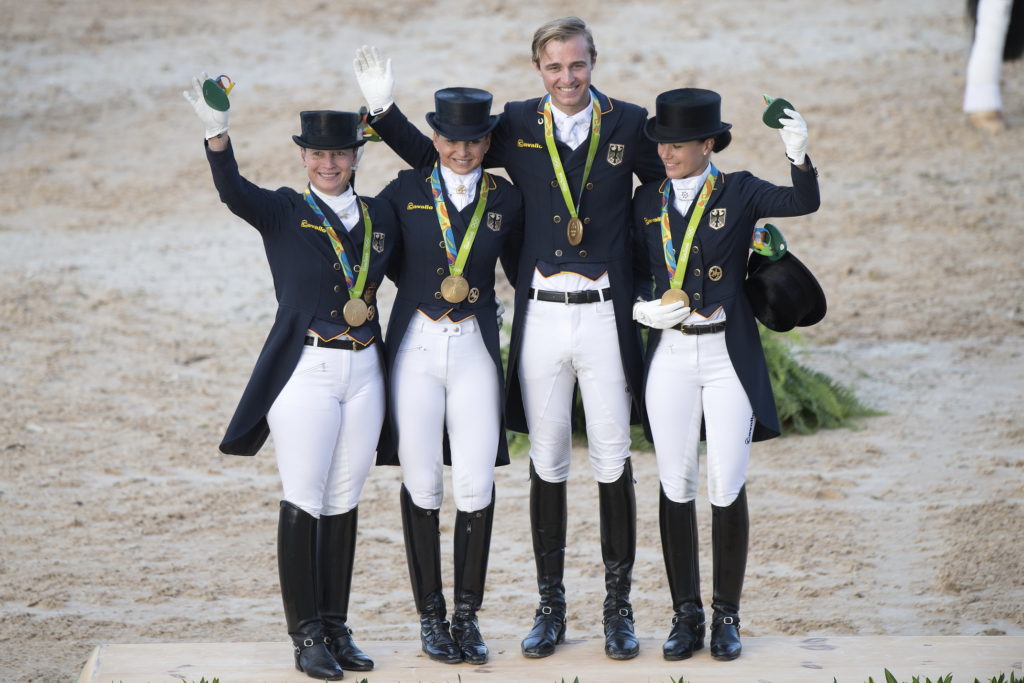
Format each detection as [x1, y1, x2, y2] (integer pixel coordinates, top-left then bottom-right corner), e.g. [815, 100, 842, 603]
[1, 1, 1022, 680]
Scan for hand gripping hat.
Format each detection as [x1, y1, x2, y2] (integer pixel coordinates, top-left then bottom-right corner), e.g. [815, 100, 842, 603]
[425, 87, 500, 141]
[292, 110, 366, 150]
[744, 251, 827, 332]
[644, 88, 733, 143]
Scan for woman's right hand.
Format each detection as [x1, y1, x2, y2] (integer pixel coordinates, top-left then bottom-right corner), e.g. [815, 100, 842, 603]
[183, 72, 230, 140]
[353, 46, 395, 116]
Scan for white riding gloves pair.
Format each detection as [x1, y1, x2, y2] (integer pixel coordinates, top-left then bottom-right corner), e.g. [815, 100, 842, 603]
[632, 299, 690, 329]
[183, 72, 229, 139]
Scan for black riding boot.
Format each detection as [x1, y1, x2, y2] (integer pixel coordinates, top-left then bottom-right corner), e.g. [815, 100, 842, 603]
[520, 464, 568, 658]
[278, 501, 345, 680]
[318, 507, 374, 671]
[400, 485, 461, 664]
[451, 488, 495, 665]
[710, 486, 749, 661]
[598, 459, 639, 660]
[659, 487, 705, 660]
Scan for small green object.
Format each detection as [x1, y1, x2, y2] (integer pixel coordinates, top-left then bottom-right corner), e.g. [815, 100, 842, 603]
[202, 78, 230, 112]
[752, 223, 788, 261]
[762, 94, 794, 129]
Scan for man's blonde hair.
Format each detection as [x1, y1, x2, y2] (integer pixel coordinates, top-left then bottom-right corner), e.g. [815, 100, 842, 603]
[531, 16, 597, 65]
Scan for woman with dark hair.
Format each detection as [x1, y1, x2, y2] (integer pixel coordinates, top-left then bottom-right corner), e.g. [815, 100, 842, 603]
[374, 86, 523, 666]
[631, 88, 822, 661]
[184, 74, 396, 680]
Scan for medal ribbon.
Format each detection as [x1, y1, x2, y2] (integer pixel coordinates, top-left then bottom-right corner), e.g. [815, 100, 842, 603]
[428, 162, 491, 277]
[660, 164, 718, 290]
[303, 188, 372, 300]
[541, 92, 601, 222]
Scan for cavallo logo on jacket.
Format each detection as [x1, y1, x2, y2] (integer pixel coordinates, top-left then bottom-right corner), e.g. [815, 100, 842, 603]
[300, 219, 327, 234]
[517, 139, 543, 149]
[406, 202, 432, 210]
[607, 143, 625, 166]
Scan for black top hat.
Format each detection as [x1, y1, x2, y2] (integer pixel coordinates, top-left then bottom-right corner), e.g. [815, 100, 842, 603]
[425, 87, 500, 141]
[644, 88, 733, 143]
[744, 251, 827, 332]
[292, 110, 366, 150]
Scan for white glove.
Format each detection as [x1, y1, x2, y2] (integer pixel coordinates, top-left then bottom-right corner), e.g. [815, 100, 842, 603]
[495, 295, 506, 329]
[353, 46, 394, 116]
[778, 108, 808, 165]
[632, 299, 690, 329]
[183, 72, 229, 139]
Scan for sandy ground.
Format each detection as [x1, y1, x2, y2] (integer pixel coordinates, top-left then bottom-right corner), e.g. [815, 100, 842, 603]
[1, 1, 1023, 681]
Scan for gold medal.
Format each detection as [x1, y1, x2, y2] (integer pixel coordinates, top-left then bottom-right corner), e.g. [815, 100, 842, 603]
[567, 217, 583, 246]
[343, 298, 369, 326]
[440, 275, 470, 303]
[661, 288, 689, 307]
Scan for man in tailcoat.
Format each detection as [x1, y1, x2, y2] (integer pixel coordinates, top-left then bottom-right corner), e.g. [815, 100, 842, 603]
[354, 16, 662, 660]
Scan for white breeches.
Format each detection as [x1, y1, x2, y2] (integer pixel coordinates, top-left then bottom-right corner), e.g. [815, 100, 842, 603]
[392, 315, 500, 512]
[645, 330, 754, 507]
[964, 0, 1014, 112]
[267, 343, 385, 518]
[518, 297, 632, 484]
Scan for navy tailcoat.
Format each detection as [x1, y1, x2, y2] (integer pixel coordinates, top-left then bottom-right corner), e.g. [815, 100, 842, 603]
[370, 88, 663, 433]
[206, 141, 397, 456]
[631, 160, 820, 442]
[375, 167, 524, 466]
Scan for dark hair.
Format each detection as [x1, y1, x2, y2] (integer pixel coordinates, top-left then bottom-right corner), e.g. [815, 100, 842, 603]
[709, 131, 732, 153]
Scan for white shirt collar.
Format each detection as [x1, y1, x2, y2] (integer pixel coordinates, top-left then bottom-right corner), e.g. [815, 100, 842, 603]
[310, 184, 358, 230]
[670, 163, 712, 213]
[551, 92, 594, 150]
[439, 165, 482, 211]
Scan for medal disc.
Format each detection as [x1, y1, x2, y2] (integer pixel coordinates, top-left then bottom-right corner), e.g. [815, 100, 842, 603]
[567, 217, 583, 246]
[343, 298, 369, 326]
[440, 275, 470, 303]
[661, 288, 690, 307]
[202, 78, 231, 112]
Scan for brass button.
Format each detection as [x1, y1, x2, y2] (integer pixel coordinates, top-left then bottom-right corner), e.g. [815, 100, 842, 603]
[583, 217, 591, 224]
[353, 264, 361, 273]
[553, 215, 562, 224]
[693, 292, 702, 301]
[330, 309, 339, 318]
[691, 245, 699, 254]
[550, 179, 558, 187]
[436, 267, 445, 276]
[439, 241, 445, 249]
[333, 263, 341, 271]
[333, 285, 341, 293]
[585, 182, 593, 190]
[580, 250, 588, 258]
[434, 291, 442, 300]
[693, 268, 701, 277]
[554, 249, 563, 257]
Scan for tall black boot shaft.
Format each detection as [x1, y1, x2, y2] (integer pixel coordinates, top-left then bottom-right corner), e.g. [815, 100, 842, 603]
[452, 488, 495, 665]
[521, 465, 567, 658]
[598, 460, 639, 660]
[277, 501, 344, 680]
[318, 507, 373, 671]
[659, 488, 705, 660]
[710, 486, 749, 661]
[400, 485, 461, 664]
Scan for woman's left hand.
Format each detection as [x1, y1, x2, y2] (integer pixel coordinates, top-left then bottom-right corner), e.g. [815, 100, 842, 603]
[778, 108, 808, 165]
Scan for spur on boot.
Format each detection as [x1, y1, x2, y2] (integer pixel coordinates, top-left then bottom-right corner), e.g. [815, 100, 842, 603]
[663, 603, 705, 660]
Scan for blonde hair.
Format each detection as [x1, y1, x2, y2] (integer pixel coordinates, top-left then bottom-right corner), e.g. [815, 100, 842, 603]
[531, 16, 596, 64]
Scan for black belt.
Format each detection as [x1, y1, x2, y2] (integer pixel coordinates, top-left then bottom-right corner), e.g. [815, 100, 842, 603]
[304, 336, 371, 351]
[528, 287, 612, 304]
[673, 321, 727, 335]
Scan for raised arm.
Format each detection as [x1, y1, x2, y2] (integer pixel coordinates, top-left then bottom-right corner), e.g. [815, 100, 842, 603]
[354, 45, 439, 169]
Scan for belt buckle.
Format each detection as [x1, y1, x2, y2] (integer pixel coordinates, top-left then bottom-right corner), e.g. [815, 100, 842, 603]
[563, 291, 570, 305]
